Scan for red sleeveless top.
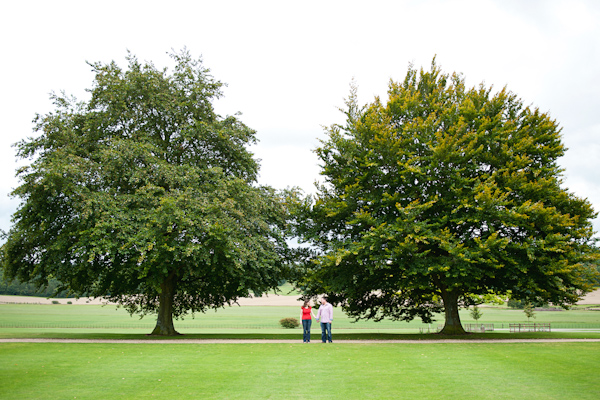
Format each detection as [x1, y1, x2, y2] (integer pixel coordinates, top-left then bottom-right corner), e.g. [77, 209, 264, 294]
[301, 306, 312, 320]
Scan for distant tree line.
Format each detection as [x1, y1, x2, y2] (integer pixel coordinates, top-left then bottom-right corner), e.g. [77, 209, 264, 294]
[0, 267, 68, 297]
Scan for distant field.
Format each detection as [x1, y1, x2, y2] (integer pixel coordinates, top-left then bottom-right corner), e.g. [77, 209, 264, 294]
[267, 281, 300, 295]
[1, 342, 599, 399]
[1, 303, 600, 332]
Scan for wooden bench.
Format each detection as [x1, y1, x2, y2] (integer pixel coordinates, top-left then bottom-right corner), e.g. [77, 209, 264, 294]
[509, 323, 551, 333]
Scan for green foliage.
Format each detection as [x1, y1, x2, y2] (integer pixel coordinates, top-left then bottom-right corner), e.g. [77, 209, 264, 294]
[507, 299, 525, 309]
[508, 297, 549, 309]
[279, 317, 300, 329]
[295, 59, 599, 335]
[524, 303, 536, 321]
[588, 261, 600, 287]
[0, 267, 68, 297]
[0, 50, 293, 335]
[465, 293, 505, 306]
[51, 300, 60, 304]
[469, 305, 483, 322]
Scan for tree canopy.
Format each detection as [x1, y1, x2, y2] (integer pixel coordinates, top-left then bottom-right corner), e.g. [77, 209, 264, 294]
[1, 50, 292, 335]
[295, 60, 599, 334]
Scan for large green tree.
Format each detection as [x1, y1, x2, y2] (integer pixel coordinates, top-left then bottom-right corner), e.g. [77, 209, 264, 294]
[296, 61, 598, 334]
[1, 50, 292, 335]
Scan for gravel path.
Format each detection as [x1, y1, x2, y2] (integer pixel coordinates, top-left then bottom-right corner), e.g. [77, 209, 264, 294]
[2, 338, 600, 344]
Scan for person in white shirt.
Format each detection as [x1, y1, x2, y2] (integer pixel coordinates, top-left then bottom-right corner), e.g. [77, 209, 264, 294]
[315, 296, 333, 343]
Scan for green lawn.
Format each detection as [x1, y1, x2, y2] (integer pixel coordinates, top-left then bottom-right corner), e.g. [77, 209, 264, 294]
[2, 302, 599, 398]
[2, 329, 600, 341]
[2, 303, 600, 331]
[3, 302, 600, 339]
[1, 342, 598, 399]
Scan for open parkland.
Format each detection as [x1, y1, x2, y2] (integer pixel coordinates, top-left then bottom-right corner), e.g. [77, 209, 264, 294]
[0, 290, 599, 399]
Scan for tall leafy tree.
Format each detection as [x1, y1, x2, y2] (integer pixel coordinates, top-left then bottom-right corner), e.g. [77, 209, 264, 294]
[1, 50, 292, 335]
[296, 60, 598, 334]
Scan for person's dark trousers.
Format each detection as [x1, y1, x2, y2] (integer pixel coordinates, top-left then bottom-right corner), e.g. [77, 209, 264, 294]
[320, 322, 332, 343]
[302, 319, 312, 342]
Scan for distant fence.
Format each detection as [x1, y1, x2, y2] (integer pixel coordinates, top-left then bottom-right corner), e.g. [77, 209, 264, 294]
[416, 322, 600, 333]
[464, 323, 494, 332]
[509, 323, 551, 333]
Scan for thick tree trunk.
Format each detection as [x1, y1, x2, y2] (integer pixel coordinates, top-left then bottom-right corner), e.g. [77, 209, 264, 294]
[439, 288, 467, 335]
[150, 275, 181, 336]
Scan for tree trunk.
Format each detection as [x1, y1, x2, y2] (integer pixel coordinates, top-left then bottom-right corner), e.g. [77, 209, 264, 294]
[150, 274, 181, 336]
[439, 288, 467, 335]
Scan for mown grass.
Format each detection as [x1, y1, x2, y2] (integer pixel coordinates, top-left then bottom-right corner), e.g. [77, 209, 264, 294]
[1, 342, 598, 399]
[2, 329, 600, 341]
[2, 303, 600, 330]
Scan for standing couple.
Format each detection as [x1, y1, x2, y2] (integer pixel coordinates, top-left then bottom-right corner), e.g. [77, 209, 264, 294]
[301, 297, 333, 343]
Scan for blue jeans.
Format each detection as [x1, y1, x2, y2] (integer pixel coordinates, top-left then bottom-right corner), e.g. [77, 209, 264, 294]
[320, 322, 332, 343]
[302, 319, 312, 342]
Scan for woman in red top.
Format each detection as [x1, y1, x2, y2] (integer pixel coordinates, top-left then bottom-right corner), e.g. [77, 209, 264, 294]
[301, 300, 315, 343]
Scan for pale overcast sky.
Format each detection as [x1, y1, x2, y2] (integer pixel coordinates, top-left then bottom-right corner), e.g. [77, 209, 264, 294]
[1, 0, 599, 238]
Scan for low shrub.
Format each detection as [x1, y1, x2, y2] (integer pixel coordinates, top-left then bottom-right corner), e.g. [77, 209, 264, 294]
[51, 300, 60, 304]
[470, 305, 483, 321]
[507, 299, 524, 309]
[279, 317, 300, 329]
[508, 298, 549, 309]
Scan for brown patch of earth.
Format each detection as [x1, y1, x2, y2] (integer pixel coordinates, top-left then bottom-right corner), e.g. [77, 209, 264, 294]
[577, 289, 600, 305]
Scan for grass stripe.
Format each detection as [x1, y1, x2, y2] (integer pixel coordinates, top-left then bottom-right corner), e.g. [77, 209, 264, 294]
[1, 342, 598, 399]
